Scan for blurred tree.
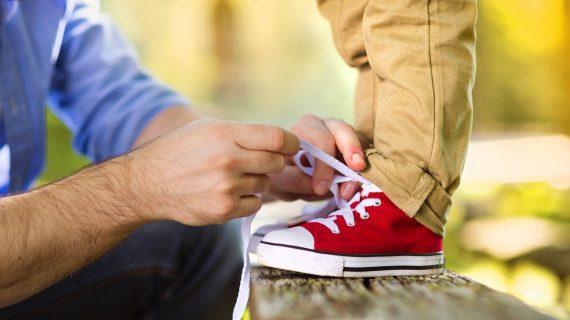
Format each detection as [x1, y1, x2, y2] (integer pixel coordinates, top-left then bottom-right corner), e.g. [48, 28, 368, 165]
[211, 0, 242, 104]
[474, 0, 569, 133]
[561, 0, 570, 134]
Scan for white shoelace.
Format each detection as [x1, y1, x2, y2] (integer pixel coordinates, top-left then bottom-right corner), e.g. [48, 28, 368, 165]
[310, 183, 382, 233]
[232, 140, 380, 320]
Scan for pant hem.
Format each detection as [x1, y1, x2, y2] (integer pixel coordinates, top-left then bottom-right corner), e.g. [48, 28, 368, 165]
[362, 149, 449, 236]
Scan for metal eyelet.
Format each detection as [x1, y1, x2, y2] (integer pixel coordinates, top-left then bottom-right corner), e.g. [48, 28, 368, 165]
[347, 222, 355, 227]
[361, 213, 370, 220]
[374, 200, 381, 206]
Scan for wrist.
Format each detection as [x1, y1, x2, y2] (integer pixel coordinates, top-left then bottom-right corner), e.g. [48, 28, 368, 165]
[133, 106, 202, 148]
[114, 148, 175, 224]
[103, 154, 157, 226]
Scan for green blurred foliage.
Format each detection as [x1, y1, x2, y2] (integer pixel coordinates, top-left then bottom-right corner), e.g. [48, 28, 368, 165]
[39, 112, 88, 185]
[495, 183, 570, 222]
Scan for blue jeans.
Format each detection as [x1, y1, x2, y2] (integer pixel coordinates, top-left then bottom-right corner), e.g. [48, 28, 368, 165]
[0, 221, 242, 320]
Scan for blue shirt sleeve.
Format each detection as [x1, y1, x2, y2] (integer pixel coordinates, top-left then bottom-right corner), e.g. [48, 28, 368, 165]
[48, 0, 189, 162]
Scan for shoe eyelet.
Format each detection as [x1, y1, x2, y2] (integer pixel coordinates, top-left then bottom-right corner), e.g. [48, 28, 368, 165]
[374, 200, 381, 206]
[361, 213, 370, 220]
[347, 222, 355, 227]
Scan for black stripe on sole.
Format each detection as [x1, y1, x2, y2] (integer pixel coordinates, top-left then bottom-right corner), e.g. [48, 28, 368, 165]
[343, 264, 445, 272]
[260, 241, 443, 258]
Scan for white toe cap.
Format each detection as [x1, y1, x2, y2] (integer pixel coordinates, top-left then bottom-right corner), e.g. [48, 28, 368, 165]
[261, 226, 315, 249]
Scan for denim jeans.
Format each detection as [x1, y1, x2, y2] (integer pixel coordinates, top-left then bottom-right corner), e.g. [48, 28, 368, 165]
[0, 221, 242, 320]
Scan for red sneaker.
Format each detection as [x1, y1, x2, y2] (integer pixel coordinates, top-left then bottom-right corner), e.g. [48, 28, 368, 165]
[249, 147, 345, 255]
[257, 183, 444, 277]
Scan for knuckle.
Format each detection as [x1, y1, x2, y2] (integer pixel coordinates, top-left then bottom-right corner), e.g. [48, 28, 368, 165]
[217, 179, 236, 194]
[206, 120, 227, 132]
[217, 157, 237, 171]
[273, 155, 286, 172]
[324, 118, 353, 135]
[210, 130, 232, 145]
[300, 114, 319, 123]
[271, 126, 285, 151]
[324, 117, 344, 126]
[292, 115, 319, 133]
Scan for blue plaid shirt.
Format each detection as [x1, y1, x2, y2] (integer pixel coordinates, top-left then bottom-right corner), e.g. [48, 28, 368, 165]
[0, 0, 188, 193]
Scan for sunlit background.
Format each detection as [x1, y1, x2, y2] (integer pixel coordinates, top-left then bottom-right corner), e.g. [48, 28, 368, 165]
[41, 0, 569, 318]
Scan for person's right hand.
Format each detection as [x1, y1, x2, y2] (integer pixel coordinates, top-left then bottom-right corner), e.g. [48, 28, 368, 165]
[126, 119, 299, 226]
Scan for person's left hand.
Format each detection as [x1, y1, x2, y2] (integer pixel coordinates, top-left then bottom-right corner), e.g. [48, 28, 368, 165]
[267, 115, 367, 202]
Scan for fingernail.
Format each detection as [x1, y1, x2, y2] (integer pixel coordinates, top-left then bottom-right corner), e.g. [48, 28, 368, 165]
[316, 181, 329, 195]
[352, 153, 365, 167]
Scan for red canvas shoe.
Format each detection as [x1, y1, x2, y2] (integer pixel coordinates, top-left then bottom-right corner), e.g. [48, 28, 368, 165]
[257, 183, 444, 277]
[233, 140, 442, 320]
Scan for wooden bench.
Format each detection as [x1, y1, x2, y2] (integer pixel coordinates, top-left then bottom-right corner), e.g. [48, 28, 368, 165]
[249, 267, 554, 320]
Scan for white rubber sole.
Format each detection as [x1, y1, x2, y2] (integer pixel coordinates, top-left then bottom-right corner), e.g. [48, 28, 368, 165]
[257, 241, 445, 277]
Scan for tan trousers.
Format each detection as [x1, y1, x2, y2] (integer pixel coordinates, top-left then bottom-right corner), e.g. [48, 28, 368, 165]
[318, 0, 477, 236]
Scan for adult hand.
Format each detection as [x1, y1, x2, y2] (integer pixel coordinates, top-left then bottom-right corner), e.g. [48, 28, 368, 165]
[268, 115, 367, 202]
[128, 119, 299, 225]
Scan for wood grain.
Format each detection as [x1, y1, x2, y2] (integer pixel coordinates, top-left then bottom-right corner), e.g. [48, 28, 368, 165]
[250, 267, 554, 320]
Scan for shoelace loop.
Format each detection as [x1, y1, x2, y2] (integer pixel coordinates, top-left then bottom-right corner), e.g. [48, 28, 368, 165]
[232, 140, 382, 320]
[308, 184, 382, 234]
[293, 146, 383, 234]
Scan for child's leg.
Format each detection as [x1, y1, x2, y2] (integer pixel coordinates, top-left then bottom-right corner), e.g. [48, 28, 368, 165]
[318, 0, 477, 236]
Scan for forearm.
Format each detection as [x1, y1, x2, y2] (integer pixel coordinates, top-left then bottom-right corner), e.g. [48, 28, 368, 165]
[133, 106, 202, 148]
[0, 156, 148, 307]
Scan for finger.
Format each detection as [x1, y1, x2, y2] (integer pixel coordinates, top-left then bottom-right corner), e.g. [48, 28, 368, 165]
[324, 119, 366, 171]
[233, 124, 299, 155]
[340, 181, 360, 200]
[232, 195, 263, 218]
[238, 151, 286, 174]
[268, 166, 315, 196]
[236, 174, 271, 195]
[291, 115, 338, 195]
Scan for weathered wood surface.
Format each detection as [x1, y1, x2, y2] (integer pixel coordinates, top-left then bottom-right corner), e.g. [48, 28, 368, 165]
[250, 267, 555, 320]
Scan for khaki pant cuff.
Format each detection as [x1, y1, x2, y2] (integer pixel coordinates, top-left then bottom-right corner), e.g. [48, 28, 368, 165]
[362, 149, 451, 237]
